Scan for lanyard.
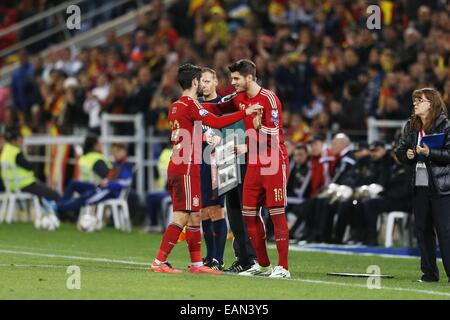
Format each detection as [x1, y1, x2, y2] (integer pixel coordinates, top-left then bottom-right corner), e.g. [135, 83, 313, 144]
[418, 130, 425, 145]
[417, 130, 426, 166]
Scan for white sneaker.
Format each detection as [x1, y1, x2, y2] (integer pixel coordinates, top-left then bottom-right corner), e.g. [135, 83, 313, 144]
[238, 262, 272, 276]
[269, 266, 291, 278]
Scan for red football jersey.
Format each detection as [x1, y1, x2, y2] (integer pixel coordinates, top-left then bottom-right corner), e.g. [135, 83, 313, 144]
[204, 88, 288, 167]
[167, 95, 246, 175]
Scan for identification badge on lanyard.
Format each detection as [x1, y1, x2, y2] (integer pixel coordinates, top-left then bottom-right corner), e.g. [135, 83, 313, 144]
[416, 162, 426, 169]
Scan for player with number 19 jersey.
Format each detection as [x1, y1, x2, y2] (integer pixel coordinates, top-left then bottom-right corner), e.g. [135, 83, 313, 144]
[205, 88, 289, 208]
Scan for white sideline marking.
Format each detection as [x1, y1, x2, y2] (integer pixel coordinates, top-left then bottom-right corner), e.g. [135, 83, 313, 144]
[270, 244, 442, 261]
[1, 249, 450, 298]
[0, 249, 149, 266]
[0, 263, 148, 271]
[0, 263, 65, 269]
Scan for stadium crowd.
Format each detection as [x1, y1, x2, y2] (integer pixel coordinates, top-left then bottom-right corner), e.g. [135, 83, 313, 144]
[0, 0, 450, 248]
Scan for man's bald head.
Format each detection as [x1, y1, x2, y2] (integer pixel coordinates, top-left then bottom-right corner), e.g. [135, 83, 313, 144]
[331, 133, 351, 156]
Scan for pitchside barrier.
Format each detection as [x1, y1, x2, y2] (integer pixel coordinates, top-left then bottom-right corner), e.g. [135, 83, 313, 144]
[21, 113, 168, 204]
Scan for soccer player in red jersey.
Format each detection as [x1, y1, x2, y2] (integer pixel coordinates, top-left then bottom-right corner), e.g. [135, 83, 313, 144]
[150, 63, 262, 274]
[203, 59, 291, 278]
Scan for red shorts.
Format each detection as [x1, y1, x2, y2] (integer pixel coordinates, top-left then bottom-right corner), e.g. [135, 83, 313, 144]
[242, 161, 289, 209]
[167, 173, 202, 212]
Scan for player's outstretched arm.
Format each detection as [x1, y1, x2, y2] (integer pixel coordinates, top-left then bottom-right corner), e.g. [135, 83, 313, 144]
[202, 92, 239, 114]
[196, 104, 262, 129]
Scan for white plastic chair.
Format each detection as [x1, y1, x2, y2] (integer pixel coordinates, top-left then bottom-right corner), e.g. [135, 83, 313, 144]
[95, 188, 131, 232]
[382, 211, 410, 247]
[0, 162, 42, 224]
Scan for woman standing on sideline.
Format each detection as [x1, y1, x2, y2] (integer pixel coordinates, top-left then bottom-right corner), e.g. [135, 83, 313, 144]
[396, 88, 450, 283]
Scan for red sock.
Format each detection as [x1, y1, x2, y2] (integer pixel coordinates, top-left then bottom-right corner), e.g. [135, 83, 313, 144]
[155, 223, 183, 262]
[243, 209, 270, 267]
[186, 225, 202, 265]
[269, 207, 289, 270]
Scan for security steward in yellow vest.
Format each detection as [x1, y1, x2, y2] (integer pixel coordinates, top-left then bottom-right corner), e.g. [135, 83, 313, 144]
[77, 134, 111, 183]
[0, 129, 61, 201]
[54, 134, 112, 222]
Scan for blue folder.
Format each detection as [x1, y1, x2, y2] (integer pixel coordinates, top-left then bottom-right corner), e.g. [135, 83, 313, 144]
[417, 133, 445, 161]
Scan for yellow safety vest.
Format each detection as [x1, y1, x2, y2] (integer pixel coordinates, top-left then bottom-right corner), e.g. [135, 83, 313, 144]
[157, 147, 172, 189]
[78, 151, 112, 183]
[0, 143, 36, 191]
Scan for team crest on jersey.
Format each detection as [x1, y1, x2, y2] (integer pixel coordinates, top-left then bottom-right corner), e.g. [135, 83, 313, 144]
[239, 103, 246, 110]
[271, 109, 279, 125]
[172, 106, 177, 114]
[199, 109, 209, 117]
[193, 196, 199, 207]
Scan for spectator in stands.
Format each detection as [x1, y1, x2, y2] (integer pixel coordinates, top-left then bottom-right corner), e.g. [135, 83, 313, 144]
[286, 112, 311, 144]
[83, 73, 110, 134]
[329, 80, 366, 137]
[54, 48, 83, 77]
[11, 50, 35, 113]
[61, 77, 88, 132]
[0, 86, 10, 123]
[102, 30, 122, 54]
[127, 66, 157, 118]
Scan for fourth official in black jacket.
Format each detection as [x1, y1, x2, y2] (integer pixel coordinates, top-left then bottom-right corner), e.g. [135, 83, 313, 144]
[395, 88, 450, 283]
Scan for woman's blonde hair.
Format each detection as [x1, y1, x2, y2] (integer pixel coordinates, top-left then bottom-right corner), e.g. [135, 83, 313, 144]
[410, 87, 447, 132]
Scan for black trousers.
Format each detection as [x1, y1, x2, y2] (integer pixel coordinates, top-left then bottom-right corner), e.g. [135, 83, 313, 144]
[362, 197, 410, 245]
[414, 187, 450, 281]
[288, 199, 314, 240]
[22, 181, 61, 201]
[226, 183, 256, 266]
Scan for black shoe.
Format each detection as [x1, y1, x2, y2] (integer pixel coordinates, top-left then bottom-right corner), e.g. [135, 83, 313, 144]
[417, 275, 439, 283]
[203, 257, 213, 266]
[208, 258, 224, 271]
[224, 260, 252, 273]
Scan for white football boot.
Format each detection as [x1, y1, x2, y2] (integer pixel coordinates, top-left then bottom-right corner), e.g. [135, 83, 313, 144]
[268, 265, 291, 278]
[238, 262, 272, 276]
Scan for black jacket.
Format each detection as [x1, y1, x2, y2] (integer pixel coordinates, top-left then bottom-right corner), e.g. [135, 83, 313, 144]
[331, 150, 357, 187]
[287, 162, 311, 199]
[395, 113, 450, 195]
[383, 161, 412, 203]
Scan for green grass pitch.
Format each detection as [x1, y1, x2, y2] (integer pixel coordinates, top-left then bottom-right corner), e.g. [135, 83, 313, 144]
[0, 223, 449, 300]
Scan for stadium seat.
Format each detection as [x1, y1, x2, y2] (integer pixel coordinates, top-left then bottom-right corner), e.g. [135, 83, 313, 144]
[381, 211, 411, 248]
[95, 188, 132, 232]
[0, 163, 42, 224]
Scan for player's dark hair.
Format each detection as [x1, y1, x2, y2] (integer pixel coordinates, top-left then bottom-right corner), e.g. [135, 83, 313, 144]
[83, 134, 99, 154]
[228, 59, 256, 78]
[178, 63, 202, 90]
